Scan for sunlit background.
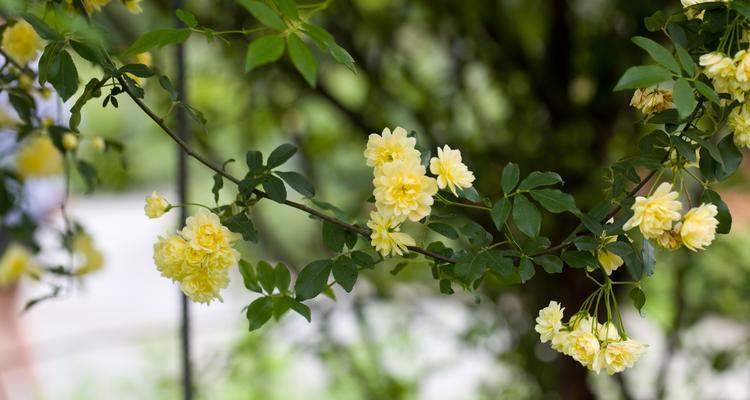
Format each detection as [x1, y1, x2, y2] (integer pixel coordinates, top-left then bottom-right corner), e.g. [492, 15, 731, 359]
[1, 0, 750, 399]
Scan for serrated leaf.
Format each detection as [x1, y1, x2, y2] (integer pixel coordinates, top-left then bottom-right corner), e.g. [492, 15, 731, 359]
[694, 80, 720, 104]
[501, 162, 520, 194]
[274, 263, 291, 292]
[460, 220, 493, 247]
[22, 13, 63, 41]
[674, 43, 696, 76]
[294, 260, 332, 301]
[631, 36, 681, 74]
[290, 299, 311, 322]
[486, 250, 513, 276]
[245, 35, 285, 72]
[238, 0, 287, 30]
[119, 63, 154, 78]
[613, 65, 673, 91]
[512, 195, 540, 237]
[455, 252, 488, 283]
[322, 222, 346, 252]
[287, 34, 317, 87]
[303, 23, 334, 50]
[350, 251, 375, 269]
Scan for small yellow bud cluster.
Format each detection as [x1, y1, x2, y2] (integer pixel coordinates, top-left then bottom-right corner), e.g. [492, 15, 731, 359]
[144, 192, 171, 219]
[623, 183, 719, 251]
[535, 301, 646, 375]
[364, 127, 476, 257]
[0, 244, 38, 287]
[153, 210, 240, 304]
[629, 88, 673, 114]
[62, 132, 79, 151]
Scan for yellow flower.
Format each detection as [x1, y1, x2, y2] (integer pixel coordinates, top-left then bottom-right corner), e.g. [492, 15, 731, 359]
[181, 209, 238, 252]
[366, 211, 415, 257]
[597, 236, 623, 276]
[74, 233, 104, 275]
[127, 52, 151, 84]
[623, 182, 682, 239]
[629, 88, 673, 114]
[16, 135, 63, 178]
[429, 145, 475, 196]
[680, 203, 719, 251]
[0, 244, 36, 287]
[373, 157, 438, 222]
[206, 245, 240, 271]
[603, 339, 646, 375]
[144, 192, 170, 219]
[92, 136, 106, 152]
[567, 330, 602, 371]
[179, 269, 229, 304]
[735, 50, 750, 83]
[597, 322, 621, 343]
[120, 0, 143, 14]
[153, 234, 188, 281]
[62, 133, 78, 151]
[655, 228, 682, 251]
[1, 20, 43, 65]
[364, 127, 421, 169]
[535, 301, 565, 343]
[700, 52, 735, 79]
[729, 104, 750, 149]
[551, 330, 571, 353]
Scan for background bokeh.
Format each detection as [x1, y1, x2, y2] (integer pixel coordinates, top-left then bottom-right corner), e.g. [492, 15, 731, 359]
[1, 0, 750, 399]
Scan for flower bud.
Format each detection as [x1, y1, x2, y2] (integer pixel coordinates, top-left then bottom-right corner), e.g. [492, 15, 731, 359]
[18, 74, 34, 91]
[62, 132, 78, 151]
[92, 136, 106, 152]
[656, 228, 682, 251]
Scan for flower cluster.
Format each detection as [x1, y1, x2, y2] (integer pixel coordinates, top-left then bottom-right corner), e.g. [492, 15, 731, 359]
[535, 301, 646, 375]
[152, 209, 240, 304]
[623, 182, 718, 251]
[364, 127, 475, 257]
[629, 88, 673, 114]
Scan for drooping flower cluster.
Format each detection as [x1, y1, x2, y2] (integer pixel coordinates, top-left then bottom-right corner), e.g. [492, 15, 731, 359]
[535, 301, 646, 375]
[152, 209, 239, 304]
[623, 183, 719, 252]
[629, 88, 673, 114]
[1, 20, 43, 65]
[364, 127, 476, 257]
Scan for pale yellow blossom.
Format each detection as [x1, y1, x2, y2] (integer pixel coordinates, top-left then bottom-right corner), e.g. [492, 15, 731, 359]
[535, 301, 565, 343]
[729, 104, 750, 149]
[144, 192, 170, 219]
[629, 88, 673, 114]
[623, 182, 682, 239]
[680, 203, 719, 251]
[364, 127, 420, 169]
[604, 339, 646, 375]
[373, 157, 438, 222]
[429, 145, 475, 196]
[1, 20, 43, 64]
[16, 135, 63, 178]
[367, 211, 415, 257]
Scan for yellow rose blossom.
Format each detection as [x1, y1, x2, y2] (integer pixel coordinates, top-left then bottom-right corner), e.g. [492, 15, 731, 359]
[120, 0, 143, 14]
[551, 330, 571, 353]
[597, 236, 623, 276]
[679, 203, 719, 251]
[603, 339, 646, 375]
[364, 127, 421, 169]
[567, 330, 602, 371]
[16, 135, 63, 178]
[1, 20, 43, 65]
[373, 157, 438, 222]
[62, 133, 78, 151]
[429, 145, 476, 196]
[629, 88, 673, 114]
[728, 104, 750, 149]
[179, 269, 229, 304]
[534, 301, 565, 343]
[0, 244, 37, 287]
[700, 52, 744, 100]
[181, 209, 239, 252]
[655, 228, 683, 251]
[153, 234, 188, 281]
[366, 211, 415, 257]
[735, 50, 750, 83]
[144, 192, 171, 219]
[623, 182, 682, 239]
[74, 233, 104, 275]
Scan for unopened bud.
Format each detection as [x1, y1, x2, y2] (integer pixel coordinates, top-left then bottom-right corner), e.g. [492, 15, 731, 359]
[62, 132, 78, 150]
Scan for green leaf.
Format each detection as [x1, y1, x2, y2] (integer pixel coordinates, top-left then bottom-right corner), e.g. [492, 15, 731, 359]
[439, 279, 454, 294]
[578, 212, 605, 236]
[533, 255, 563, 273]
[694, 80, 720, 104]
[718, 134, 742, 177]
[287, 34, 317, 87]
[518, 258, 535, 283]
[238, 0, 287, 30]
[731, 0, 750, 20]
[211, 174, 223, 203]
[501, 162, 520, 194]
[613, 65, 673, 91]
[49, 50, 78, 101]
[295, 260, 332, 301]
[490, 198, 511, 231]
[529, 188, 578, 214]
[70, 39, 107, 66]
[622, 244, 643, 281]
[38, 42, 64, 85]
[644, 10, 666, 32]
[642, 239, 655, 276]
[176, 9, 198, 27]
[159, 75, 178, 101]
[8, 89, 34, 123]
[350, 251, 375, 269]
[122, 28, 191, 58]
[246, 150, 263, 172]
[629, 287, 646, 316]
[290, 299, 311, 322]
[119, 63, 154, 78]
[684, 130, 723, 165]
[267, 143, 297, 168]
[573, 236, 599, 251]
[606, 241, 634, 257]
[518, 171, 564, 190]
[674, 43, 696, 76]
[322, 222, 346, 252]
[455, 252, 488, 283]
[273, 0, 299, 20]
[245, 35, 285, 72]
[631, 36, 680, 74]
[428, 222, 459, 240]
[701, 189, 731, 234]
[460, 220, 493, 247]
[332, 257, 358, 292]
[329, 43, 356, 73]
[303, 23, 334, 50]
[276, 171, 315, 197]
[76, 160, 97, 193]
[239, 260, 262, 293]
[272, 295, 292, 320]
[223, 212, 259, 242]
[486, 250, 513, 276]
[561, 250, 597, 269]
[22, 13, 63, 41]
[246, 296, 273, 331]
[512, 195, 541, 238]
[257, 261, 276, 294]
[262, 175, 287, 203]
[673, 79, 696, 120]
[274, 263, 291, 292]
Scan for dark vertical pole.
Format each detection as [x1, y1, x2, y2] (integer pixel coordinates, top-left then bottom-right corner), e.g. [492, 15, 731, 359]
[173, 0, 193, 399]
